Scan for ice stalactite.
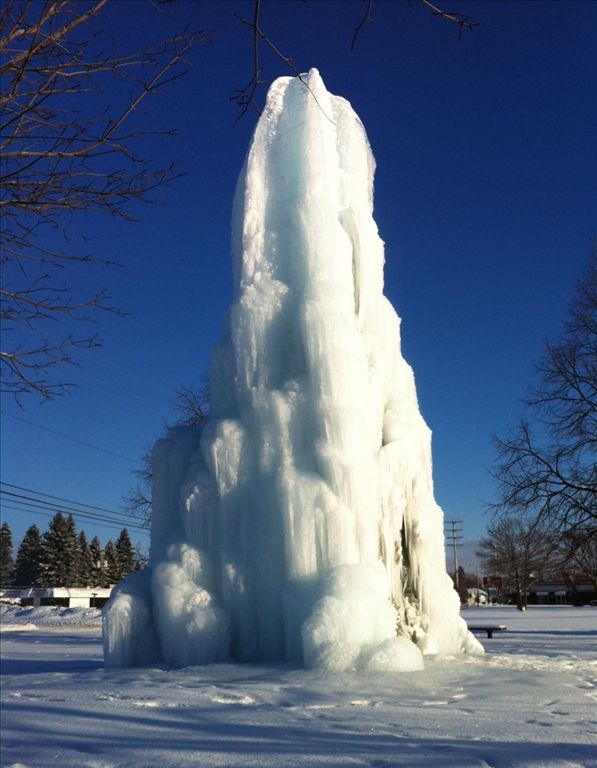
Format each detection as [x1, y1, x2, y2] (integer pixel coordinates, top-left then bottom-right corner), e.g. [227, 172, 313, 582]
[104, 70, 483, 671]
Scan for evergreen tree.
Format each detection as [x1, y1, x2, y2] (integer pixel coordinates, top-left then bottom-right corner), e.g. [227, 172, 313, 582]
[89, 536, 105, 587]
[114, 528, 135, 581]
[104, 540, 117, 585]
[63, 514, 79, 586]
[13, 524, 44, 586]
[41, 512, 79, 586]
[134, 544, 149, 572]
[76, 531, 94, 587]
[0, 521, 15, 586]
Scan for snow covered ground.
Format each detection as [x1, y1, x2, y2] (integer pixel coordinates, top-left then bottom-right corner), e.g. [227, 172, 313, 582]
[1, 605, 595, 767]
[1, 605, 102, 631]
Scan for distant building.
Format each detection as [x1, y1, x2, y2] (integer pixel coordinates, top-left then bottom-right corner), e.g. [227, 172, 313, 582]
[0, 586, 112, 608]
[529, 581, 596, 606]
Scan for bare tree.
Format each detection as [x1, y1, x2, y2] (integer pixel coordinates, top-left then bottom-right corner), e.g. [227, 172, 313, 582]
[172, 378, 209, 427]
[0, 0, 206, 401]
[491, 249, 597, 541]
[557, 528, 597, 594]
[123, 444, 153, 527]
[123, 378, 209, 523]
[477, 515, 555, 611]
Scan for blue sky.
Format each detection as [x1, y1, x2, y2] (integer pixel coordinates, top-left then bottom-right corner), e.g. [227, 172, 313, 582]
[1, 0, 595, 565]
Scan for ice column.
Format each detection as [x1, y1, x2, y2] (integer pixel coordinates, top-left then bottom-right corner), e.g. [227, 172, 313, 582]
[104, 69, 483, 671]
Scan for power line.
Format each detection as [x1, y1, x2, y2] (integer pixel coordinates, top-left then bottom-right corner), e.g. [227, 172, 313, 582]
[0, 486, 146, 527]
[0, 482, 149, 532]
[17, 325, 179, 401]
[0, 491, 148, 532]
[1, 482, 135, 517]
[0, 495, 148, 534]
[49, 366, 167, 420]
[1, 410, 139, 464]
[0, 503, 148, 535]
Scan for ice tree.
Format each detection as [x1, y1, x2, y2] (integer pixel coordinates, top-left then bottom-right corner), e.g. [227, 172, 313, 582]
[104, 70, 482, 671]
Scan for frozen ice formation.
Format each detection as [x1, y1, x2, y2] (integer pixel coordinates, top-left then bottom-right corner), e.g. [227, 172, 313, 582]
[104, 69, 483, 671]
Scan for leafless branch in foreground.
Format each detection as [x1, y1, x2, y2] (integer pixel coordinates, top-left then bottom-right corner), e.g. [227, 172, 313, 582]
[0, 0, 208, 401]
[351, 0, 374, 50]
[417, 0, 479, 38]
[232, 0, 478, 116]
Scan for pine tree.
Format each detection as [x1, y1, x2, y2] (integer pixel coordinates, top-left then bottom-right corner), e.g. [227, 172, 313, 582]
[114, 528, 135, 581]
[0, 521, 15, 586]
[41, 512, 79, 586]
[76, 531, 94, 587]
[63, 514, 79, 586]
[13, 524, 44, 586]
[89, 536, 105, 587]
[104, 540, 117, 585]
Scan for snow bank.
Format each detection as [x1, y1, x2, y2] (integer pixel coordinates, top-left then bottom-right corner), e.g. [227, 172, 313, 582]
[0, 622, 38, 632]
[104, 69, 481, 671]
[1, 605, 102, 628]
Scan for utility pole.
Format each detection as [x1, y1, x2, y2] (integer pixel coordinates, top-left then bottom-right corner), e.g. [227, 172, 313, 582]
[444, 519, 463, 589]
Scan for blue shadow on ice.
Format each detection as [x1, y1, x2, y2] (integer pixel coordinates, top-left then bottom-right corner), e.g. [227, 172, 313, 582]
[1, 696, 595, 768]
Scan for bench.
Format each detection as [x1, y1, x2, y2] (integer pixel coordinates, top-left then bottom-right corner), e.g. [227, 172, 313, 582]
[468, 624, 507, 639]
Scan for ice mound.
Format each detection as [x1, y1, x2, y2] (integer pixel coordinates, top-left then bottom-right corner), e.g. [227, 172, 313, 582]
[302, 564, 425, 672]
[104, 69, 482, 670]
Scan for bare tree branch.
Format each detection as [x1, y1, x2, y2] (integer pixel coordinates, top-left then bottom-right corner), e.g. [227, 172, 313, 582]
[232, 0, 478, 117]
[351, 0, 373, 51]
[491, 248, 597, 540]
[417, 0, 479, 37]
[123, 378, 210, 523]
[0, 0, 208, 401]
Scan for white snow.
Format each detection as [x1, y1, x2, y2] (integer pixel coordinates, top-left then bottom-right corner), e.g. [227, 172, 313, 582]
[0, 622, 38, 632]
[2, 606, 596, 767]
[1, 605, 102, 629]
[104, 69, 480, 671]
